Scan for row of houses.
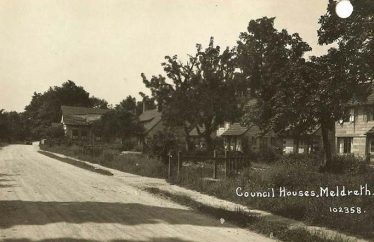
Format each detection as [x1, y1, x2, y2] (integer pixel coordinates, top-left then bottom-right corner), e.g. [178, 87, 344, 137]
[57, 89, 374, 162]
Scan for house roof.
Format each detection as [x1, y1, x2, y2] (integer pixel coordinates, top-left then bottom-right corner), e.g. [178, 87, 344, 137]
[366, 127, 374, 135]
[189, 126, 206, 137]
[51, 122, 63, 128]
[221, 123, 249, 136]
[364, 90, 374, 105]
[279, 125, 321, 137]
[63, 115, 90, 126]
[61, 106, 110, 126]
[61, 105, 110, 116]
[139, 109, 162, 134]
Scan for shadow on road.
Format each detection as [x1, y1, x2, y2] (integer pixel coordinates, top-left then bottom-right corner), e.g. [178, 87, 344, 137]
[0, 176, 16, 188]
[2, 238, 194, 242]
[0, 200, 232, 229]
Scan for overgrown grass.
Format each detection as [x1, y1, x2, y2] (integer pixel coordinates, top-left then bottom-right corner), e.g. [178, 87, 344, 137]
[170, 154, 374, 240]
[145, 187, 354, 242]
[40, 144, 167, 178]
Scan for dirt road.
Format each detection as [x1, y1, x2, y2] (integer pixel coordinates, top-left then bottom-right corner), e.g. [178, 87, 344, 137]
[0, 144, 273, 242]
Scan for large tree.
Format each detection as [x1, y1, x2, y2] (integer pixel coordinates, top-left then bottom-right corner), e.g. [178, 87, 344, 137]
[92, 108, 143, 143]
[318, 0, 373, 82]
[142, 37, 241, 150]
[237, 17, 312, 133]
[313, 0, 373, 166]
[0, 110, 30, 142]
[238, 16, 372, 168]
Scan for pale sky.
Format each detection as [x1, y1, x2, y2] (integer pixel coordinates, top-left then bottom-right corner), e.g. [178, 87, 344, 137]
[0, 0, 331, 112]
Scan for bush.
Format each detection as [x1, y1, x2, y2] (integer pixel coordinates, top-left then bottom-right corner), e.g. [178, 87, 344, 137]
[252, 146, 283, 163]
[145, 129, 178, 163]
[329, 155, 369, 174]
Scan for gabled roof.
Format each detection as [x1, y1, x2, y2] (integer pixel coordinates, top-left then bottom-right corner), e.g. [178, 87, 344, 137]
[61, 106, 110, 126]
[63, 115, 90, 126]
[51, 122, 63, 128]
[366, 127, 374, 135]
[189, 126, 206, 137]
[139, 109, 162, 134]
[61, 105, 110, 116]
[363, 90, 374, 105]
[221, 123, 249, 136]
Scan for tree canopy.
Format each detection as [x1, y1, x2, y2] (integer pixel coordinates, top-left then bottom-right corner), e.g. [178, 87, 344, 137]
[318, 0, 373, 82]
[237, 17, 312, 133]
[142, 37, 242, 150]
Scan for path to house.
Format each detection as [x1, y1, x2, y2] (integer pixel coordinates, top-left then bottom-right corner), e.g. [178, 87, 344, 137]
[0, 144, 273, 242]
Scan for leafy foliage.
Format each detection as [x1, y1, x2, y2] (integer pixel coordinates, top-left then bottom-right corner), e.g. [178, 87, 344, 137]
[89, 96, 109, 109]
[142, 37, 242, 150]
[237, 17, 312, 133]
[145, 129, 179, 163]
[318, 0, 373, 82]
[92, 108, 143, 143]
[0, 110, 30, 142]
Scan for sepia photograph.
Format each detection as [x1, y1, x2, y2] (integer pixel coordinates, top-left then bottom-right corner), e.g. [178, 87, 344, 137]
[0, 0, 373, 241]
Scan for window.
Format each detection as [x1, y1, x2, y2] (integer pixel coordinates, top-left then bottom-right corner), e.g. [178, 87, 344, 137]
[370, 140, 374, 153]
[343, 108, 355, 122]
[367, 107, 374, 121]
[72, 129, 79, 139]
[270, 137, 277, 146]
[81, 130, 88, 140]
[260, 137, 268, 150]
[338, 137, 352, 154]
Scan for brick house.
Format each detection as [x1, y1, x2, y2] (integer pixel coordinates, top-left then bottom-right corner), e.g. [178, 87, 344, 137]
[60, 105, 110, 143]
[335, 91, 374, 162]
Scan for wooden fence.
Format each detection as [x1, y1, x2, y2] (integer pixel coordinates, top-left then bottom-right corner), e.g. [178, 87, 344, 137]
[167, 150, 249, 180]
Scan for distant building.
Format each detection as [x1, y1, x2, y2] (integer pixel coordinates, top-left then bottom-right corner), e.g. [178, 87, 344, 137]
[60, 105, 110, 143]
[219, 122, 280, 153]
[281, 127, 323, 154]
[188, 125, 216, 150]
[335, 90, 374, 162]
[138, 108, 163, 142]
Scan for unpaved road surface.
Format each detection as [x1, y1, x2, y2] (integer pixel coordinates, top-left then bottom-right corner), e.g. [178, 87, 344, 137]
[0, 145, 273, 242]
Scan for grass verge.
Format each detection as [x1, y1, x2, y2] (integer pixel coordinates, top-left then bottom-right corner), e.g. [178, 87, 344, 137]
[38, 150, 113, 176]
[40, 144, 166, 178]
[144, 187, 353, 242]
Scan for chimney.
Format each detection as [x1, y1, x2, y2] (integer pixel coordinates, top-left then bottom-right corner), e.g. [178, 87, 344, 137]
[142, 98, 147, 113]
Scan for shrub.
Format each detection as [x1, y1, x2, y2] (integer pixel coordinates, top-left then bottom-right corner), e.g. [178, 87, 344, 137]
[145, 129, 178, 163]
[329, 155, 369, 174]
[257, 146, 283, 163]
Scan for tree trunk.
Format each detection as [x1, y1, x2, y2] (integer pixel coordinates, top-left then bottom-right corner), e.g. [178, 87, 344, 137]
[183, 126, 192, 151]
[185, 135, 192, 151]
[204, 133, 213, 151]
[294, 136, 299, 154]
[321, 123, 332, 169]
